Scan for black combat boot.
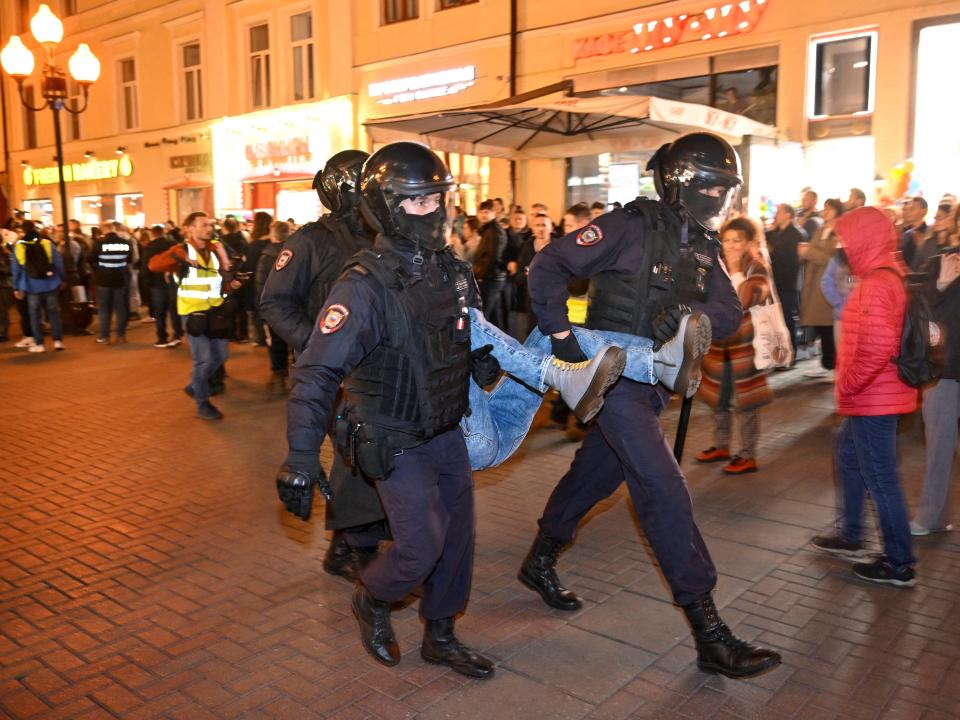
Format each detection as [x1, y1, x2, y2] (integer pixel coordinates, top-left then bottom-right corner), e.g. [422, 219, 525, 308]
[323, 532, 358, 579]
[421, 617, 494, 679]
[683, 595, 781, 678]
[517, 530, 582, 611]
[351, 584, 400, 666]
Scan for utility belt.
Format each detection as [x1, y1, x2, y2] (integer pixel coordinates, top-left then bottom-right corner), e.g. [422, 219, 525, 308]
[185, 302, 233, 339]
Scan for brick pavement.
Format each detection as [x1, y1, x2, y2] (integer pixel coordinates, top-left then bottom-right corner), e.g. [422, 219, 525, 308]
[1, 322, 958, 719]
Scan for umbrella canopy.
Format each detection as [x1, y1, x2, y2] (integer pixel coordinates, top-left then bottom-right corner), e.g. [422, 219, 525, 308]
[364, 82, 777, 160]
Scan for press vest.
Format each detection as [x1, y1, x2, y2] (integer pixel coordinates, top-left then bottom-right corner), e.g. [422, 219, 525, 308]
[177, 243, 224, 315]
[585, 200, 716, 337]
[342, 247, 471, 451]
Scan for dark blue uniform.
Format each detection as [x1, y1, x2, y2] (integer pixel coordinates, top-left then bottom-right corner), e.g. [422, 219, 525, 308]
[287, 244, 477, 619]
[528, 203, 741, 606]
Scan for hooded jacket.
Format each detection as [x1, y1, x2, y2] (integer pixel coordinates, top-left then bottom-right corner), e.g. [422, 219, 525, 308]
[834, 207, 917, 416]
[11, 233, 64, 295]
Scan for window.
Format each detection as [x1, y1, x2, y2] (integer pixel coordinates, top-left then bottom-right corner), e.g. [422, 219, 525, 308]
[22, 84, 37, 150]
[182, 42, 203, 121]
[249, 24, 271, 108]
[290, 12, 314, 101]
[383, 0, 418, 24]
[810, 32, 876, 118]
[439, 0, 477, 7]
[67, 79, 82, 141]
[119, 58, 139, 130]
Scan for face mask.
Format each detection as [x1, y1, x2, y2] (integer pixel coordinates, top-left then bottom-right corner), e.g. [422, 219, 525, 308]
[394, 207, 447, 251]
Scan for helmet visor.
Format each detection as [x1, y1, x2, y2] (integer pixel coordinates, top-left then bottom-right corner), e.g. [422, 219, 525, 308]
[679, 173, 740, 233]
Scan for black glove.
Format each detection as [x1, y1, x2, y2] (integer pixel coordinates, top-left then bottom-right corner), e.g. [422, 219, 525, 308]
[276, 451, 333, 520]
[470, 344, 501, 387]
[550, 332, 588, 363]
[651, 304, 690, 349]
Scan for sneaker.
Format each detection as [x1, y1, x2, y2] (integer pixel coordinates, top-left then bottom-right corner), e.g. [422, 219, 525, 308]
[653, 312, 713, 398]
[53, 341, 64, 351]
[96, 337, 109, 344]
[141, 316, 155, 324]
[28, 344, 46, 353]
[852, 557, 915, 588]
[542, 345, 626, 423]
[167, 337, 182, 348]
[696, 446, 731, 463]
[909, 521, 953, 536]
[196, 401, 224, 420]
[154, 341, 169, 348]
[722, 456, 758, 474]
[810, 534, 867, 558]
[804, 367, 832, 378]
[15, 337, 36, 348]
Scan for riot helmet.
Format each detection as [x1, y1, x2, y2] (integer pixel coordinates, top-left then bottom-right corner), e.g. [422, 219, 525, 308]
[314, 149, 369, 215]
[647, 132, 742, 233]
[359, 141, 456, 251]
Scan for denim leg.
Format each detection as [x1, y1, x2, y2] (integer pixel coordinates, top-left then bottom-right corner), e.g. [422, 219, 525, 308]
[27, 293, 44, 342]
[96, 286, 112, 340]
[43, 291, 62, 341]
[187, 334, 213, 404]
[462, 381, 499, 470]
[470, 307, 549, 390]
[916, 380, 959, 529]
[115, 286, 129, 339]
[570, 327, 656, 385]
[209, 338, 229, 380]
[836, 418, 867, 544]
[850, 415, 915, 571]
[461, 372, 545, 470]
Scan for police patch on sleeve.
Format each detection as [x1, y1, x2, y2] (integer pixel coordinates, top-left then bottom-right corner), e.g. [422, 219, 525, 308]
[319, 304, 349, 334]
[275, 248, 294, 271]
[576, 224, 603, 246]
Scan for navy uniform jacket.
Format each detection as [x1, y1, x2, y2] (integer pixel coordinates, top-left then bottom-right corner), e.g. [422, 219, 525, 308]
[528, 203, 742, 342]
[260, 217, 373, 353]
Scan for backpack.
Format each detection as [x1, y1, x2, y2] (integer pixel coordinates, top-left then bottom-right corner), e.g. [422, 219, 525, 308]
[878, 268, 943, 387]
[23, 240, 54, 280]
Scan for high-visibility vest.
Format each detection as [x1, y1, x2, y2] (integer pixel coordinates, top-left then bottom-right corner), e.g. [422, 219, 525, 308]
[177, 242, 225, 315]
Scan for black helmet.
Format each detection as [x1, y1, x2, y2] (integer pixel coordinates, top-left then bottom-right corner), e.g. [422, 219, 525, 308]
[314, 149, 369, 215]
[359, 141, 456, 251]
[647, 132, 742, 233]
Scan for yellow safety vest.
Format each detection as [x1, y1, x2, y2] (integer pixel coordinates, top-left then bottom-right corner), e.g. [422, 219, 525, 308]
[177, 243, 225, 315]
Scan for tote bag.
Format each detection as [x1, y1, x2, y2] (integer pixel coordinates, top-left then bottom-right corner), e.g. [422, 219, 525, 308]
[749, 271, 794, 370]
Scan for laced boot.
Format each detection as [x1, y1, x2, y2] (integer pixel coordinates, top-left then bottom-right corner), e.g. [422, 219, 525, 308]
[542, 345, 626, 423]
[683, 594, 781, 678]
[653, 312, 712, 398]
[323, 531, 360, 579]
[351, 584, 399, 666]
[517, 530, 582, 611]
[421, 617, 494, 679]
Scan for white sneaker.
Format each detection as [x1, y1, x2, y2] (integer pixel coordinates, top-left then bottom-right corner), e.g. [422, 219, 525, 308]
[804, 367, 831, 378]
[15, 337, 36, 348]
[910, 520, 953, 536]
[166, 337, 182, 348]
[28, 344, 46, 353]
[54, 341, 64, 351]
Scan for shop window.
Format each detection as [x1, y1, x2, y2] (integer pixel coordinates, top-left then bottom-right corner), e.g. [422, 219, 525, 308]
[23, 199, 54, 227]
[182, 42, 204, 121]
[118, 57, 139, 130]
[22, 84, 37, 150]
[810, 32, 876, 118]
[116, 194, 144, 228]
[290, 12, 314, 102]
[439, 0, 478, 8]
[383, 0, 418, 25]
[250, 23, 271, 108]
[67, 79, 82, 141]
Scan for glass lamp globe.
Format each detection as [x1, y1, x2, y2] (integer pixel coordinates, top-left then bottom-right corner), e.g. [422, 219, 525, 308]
[31, 4, 64, 47]
[69, 44, 100, 84]
[0, 36, 35, 79]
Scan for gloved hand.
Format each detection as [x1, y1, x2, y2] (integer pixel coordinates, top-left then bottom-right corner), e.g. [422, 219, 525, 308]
[651, 304, 691, 350]
[276, 451, 333, 520]
[470, 344, 501, 387]
[550, 332, 588, 363]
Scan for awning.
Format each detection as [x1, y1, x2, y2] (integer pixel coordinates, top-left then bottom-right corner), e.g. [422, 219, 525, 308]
[241, 171, 313, 184]
[364, 81, 777, 160]
[162, 178, 212, 190]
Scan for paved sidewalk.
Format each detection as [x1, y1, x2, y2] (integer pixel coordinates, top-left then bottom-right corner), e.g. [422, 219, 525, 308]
[1, 325, 958, 720]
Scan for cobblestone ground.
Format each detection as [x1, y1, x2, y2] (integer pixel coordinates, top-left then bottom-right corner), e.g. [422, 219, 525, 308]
[1, 321, 958, 720]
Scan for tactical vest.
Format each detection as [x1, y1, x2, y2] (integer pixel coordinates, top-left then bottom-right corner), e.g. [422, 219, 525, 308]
[306, 217, 372, 324]
[342, 247, 471, 452]
[585, 200, 716, 337]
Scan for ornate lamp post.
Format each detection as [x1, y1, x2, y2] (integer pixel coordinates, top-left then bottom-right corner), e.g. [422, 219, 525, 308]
[1, 3, 100, 284]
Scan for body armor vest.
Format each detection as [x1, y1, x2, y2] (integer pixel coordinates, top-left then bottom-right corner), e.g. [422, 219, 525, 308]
[586, 200, 715, 337]
[305, 216, 372, 324]
[342, 246, 471, 451]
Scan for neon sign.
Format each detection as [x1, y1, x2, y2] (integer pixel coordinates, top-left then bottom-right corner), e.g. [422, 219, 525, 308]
[369, 66, 476, 105]
[23, 156, 134, 186]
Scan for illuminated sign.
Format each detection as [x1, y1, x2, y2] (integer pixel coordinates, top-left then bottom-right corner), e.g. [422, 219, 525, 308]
[573, 31, 634, 60]
[23, 156, 134, 186]
[170, 153, 211, 172]
[244, 138, 311, 165]
[369, 66, 476, 105]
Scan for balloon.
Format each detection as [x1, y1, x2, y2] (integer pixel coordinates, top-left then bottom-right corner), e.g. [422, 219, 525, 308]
[903, 160, 915, 173]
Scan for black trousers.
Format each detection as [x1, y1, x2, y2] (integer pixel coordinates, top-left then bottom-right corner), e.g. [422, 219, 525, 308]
[813, 325, 835, 370]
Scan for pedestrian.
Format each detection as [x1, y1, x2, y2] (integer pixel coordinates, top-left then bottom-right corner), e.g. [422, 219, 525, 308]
[452, 216, 480, 264]
[219, 216, 249, 341]
[811, 207, 917, 587]
[696, 216, 773, 475]
[473, 200, 509, 330]
[10, 220, 65, 353]
[141, 225, 183, 348]
[278, 142, 494, 678]
[519, 133, 780, 678]
[797, 188, 823, 239]
[90, 221, 134, 344]
[135, 227, 153, 321]
[900, 196, 934, 272]
[256, 220, 292, 394]
[0, 231, 15, 341]
[800, 198, 842, 376]
[242, 211, 272, 346]
[844, 187, 866, 212]
[512, 212, 552, 340]
[589, 201, 606, 220]
[766, 203, 805, 357]
[819, 247, 853, 348]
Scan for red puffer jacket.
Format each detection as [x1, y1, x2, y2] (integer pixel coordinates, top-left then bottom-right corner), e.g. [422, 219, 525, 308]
[834, 207, 918, 416]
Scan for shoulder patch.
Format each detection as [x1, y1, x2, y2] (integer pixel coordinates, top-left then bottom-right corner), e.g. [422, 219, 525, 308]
[274, 248, 294, 271]
[576, 224, 603, 247]
[319, 304, 350, 334]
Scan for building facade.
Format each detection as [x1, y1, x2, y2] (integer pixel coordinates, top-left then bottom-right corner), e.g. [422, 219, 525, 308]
[2, 0, 958, 227]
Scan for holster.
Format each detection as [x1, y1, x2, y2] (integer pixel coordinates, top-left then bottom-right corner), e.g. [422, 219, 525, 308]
[332, 411, 398, 480]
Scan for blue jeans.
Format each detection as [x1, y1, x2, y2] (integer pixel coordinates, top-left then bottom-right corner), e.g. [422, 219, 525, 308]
[462, 308, 655, 469]
[184, 329, 228, 405]
[97, 285, 129, 340]
[27, 291, 62, 343]
[836, 415, 915, 572]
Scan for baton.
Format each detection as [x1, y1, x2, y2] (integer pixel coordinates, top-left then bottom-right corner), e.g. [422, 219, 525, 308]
[673, 395, 693, 463]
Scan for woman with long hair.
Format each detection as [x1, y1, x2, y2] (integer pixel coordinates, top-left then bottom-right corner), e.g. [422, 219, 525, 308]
[257, 221, 292, 393]
[241, 211, 273, 345]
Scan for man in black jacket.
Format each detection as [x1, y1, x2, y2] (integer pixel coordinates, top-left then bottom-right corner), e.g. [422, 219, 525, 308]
[141, 225, 183, 347]
[473, 199, 509, 330]
[766, 204, 807, 355]
[90, 222, 134, 344]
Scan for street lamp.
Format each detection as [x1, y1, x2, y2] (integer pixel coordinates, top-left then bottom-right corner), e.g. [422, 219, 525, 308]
[1, 3, 100, 284]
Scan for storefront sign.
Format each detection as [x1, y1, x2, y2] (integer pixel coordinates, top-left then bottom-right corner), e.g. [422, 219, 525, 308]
[170, 153, 211, 172]
[244, 138, 311, 166]
[573, 31, 634, 60]
[23, 156, 134, 186]
[368, 66, 476, 105]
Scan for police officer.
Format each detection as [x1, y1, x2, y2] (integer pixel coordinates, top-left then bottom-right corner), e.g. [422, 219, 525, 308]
[520, 133, 781, 679]
[277, 142, 494, 678]
[260, 150, 387, 580]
